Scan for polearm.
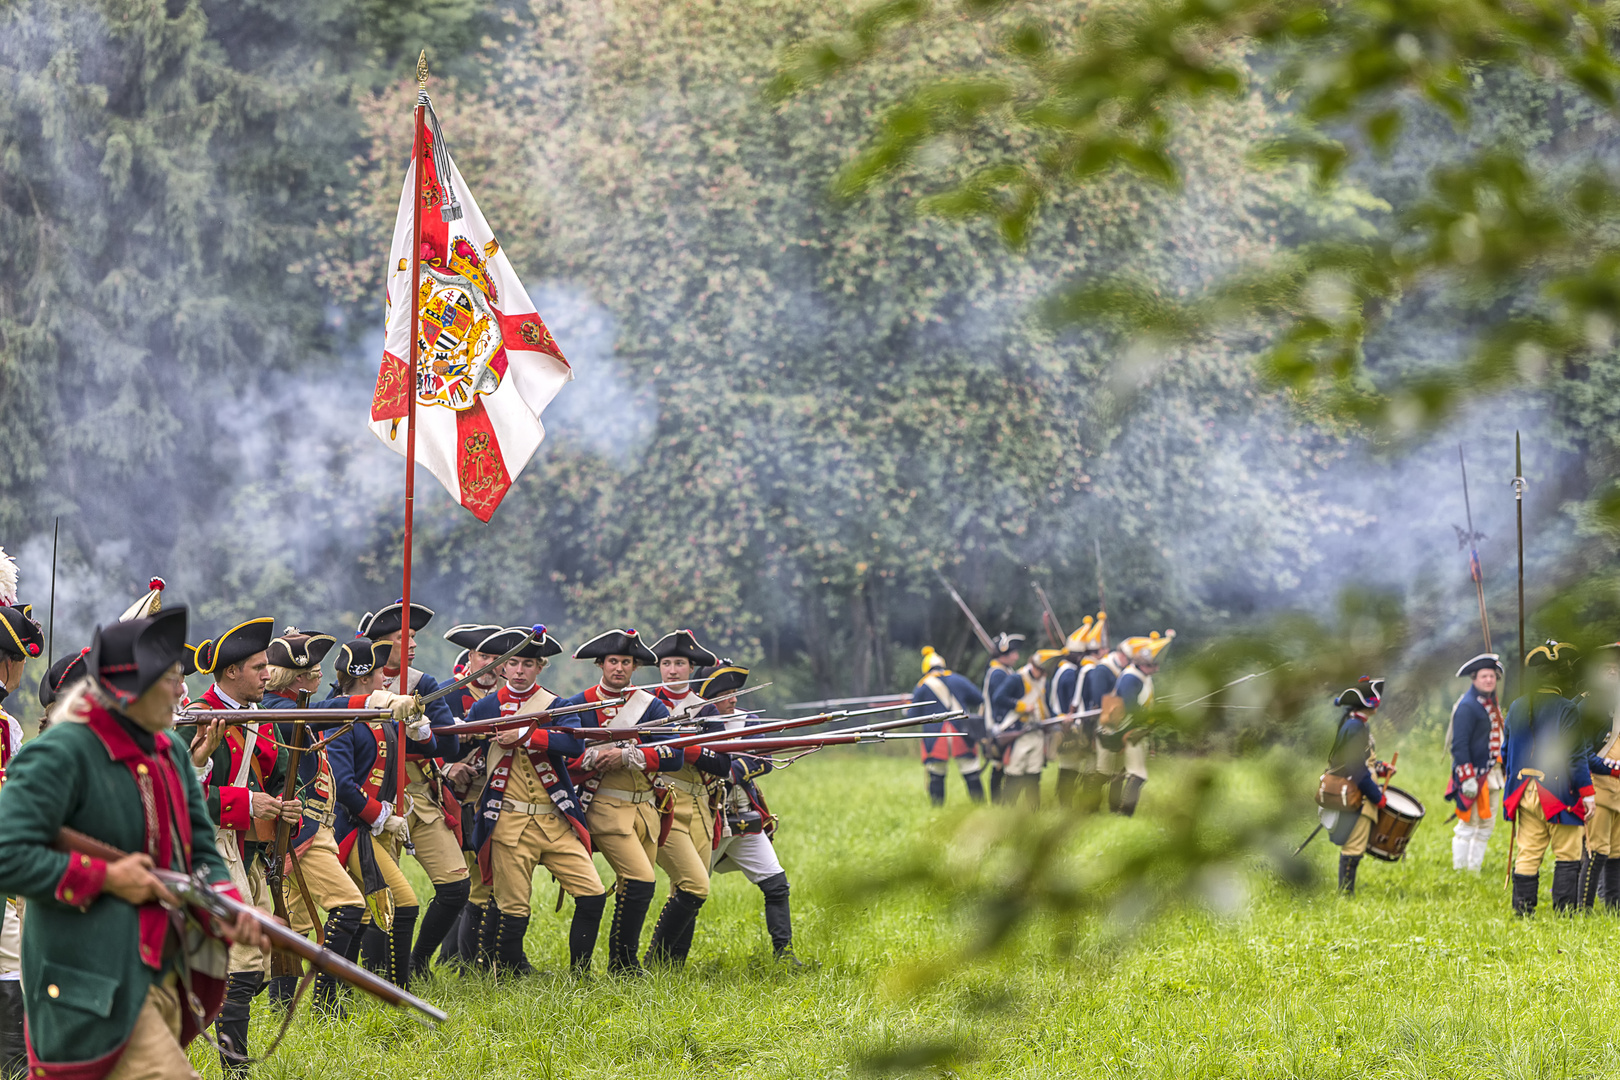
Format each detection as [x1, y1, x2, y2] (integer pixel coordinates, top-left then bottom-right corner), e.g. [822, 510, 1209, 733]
[1033, 582, 1066, 647]
[1094, 537, 1110, 650]
[1513, 431, 1527, 693]
[54, 828, 446, 1025]
[933, 567, 997, 655]
[1456, 444, 1492, 652]
[46, 518, 58, 665]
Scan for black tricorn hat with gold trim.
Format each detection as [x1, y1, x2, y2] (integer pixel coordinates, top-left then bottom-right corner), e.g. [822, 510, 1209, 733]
[651, 629, 719, 667]
[357, 601, 434, 642]
[194, 618, 275, 675]
[266, 628, 338, 672]
[573, 628, 656, 665]
[0, 604, 43, 662]
[88, 607, 189, 705]
[695, 661, 748, 699]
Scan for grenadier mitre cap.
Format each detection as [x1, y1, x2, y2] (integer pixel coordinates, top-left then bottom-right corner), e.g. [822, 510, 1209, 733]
[119, 577, 167, 622]
[476, 625, 562, 661]
[39, 648, 90, 708]
[695, 661, 748, 699]
[1032, 648, 1066, 674]
[1121, 630, 1174, 666]
[1334, 676, 1385, 710]
[1066, 613, 1107, 655]
[574, 628, 656, 665]
[266, 628, 338, 672]
[444, 623, 503, 652]
[0, 605, 43, 662]
[920, 646, 947, 674]
[651, 630, 719, 667]
[1456, 653, 1503, 679]
[991, 632, 1025, 656]
[88, 607, 189, 705]
[193, 618, 274, 676]
[335, 638, 393, 679]
[357, 601, 435, 641]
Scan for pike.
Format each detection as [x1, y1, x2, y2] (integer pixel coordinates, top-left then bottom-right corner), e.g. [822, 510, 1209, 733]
[46, 517, 58, 666]
[1509, 430, 1528, 888]
[1094, 537, 1110, 650]
[1455, 444, 1492, 652]
[1033, 582, 1066, 648]
[933, 567, 998, 655]
[54, 827, 447, 1026]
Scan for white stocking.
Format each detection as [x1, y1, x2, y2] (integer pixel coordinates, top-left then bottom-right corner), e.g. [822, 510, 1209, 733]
[1453, 818, 1475, 871]
[1468, 815, 1494, 872]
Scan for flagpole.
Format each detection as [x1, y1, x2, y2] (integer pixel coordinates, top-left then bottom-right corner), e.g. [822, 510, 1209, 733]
[399, 50, 429, 802]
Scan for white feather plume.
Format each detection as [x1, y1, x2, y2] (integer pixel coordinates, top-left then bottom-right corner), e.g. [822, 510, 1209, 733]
[0, 545, 17, 607]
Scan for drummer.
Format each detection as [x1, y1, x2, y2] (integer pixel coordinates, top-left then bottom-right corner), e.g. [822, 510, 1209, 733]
[1326, 677, 1395, 895]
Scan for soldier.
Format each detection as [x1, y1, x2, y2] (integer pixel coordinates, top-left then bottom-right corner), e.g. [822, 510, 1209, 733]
[190, 617, 299, 1075]
[434, 622, 503, 968]
[1326, 677, 1395, 895]
[461, 627, 605, 976]
[1097, 631, 1173, 817]
[911, 647, 985, 805]
[556, 629, 730, 975]
[0, 606, 266, 1080]
[647, 629, 723, 967]
[357, 602, 472, 979]
[1445, 653, 1505, 873]
[441, 623, 504, 719]
[981, 633, 1025, 803]
[1078, 632, 1128, 812]
[989, 649, 1061, 809]
[1584, 643, 1620, 908]
[1048, 615, 1105, 809]
[699, 662, 802, 965]
[260, 628, 337, 711]
[0, 603, 42, 1080]
[1504, 641, 1591, 915]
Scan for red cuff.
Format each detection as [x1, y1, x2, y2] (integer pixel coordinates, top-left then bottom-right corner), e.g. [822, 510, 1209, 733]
[55, 852, 106, 909]
[1581, 785, 1596, 798]
[359, 797, 385, 825]
[526, 730, 549, 751]
[637, 747, 662, 771]
[683, 746, 706, 764]
[217, 786, 253, 832]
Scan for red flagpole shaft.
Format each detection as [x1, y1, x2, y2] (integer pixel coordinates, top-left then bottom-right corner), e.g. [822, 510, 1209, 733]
[399, 83, 427, 802]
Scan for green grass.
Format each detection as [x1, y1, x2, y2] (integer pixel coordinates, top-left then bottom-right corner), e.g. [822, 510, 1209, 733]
[205, 731, 1620, 1079]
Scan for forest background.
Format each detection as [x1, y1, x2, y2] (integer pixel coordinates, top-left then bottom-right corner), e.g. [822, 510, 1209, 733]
[1, 0, 1614, 725]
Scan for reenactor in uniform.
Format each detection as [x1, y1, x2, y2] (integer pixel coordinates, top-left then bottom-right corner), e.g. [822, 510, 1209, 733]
[647, 630, 721, 967]
[0, 602, 42, 1080]
[1097, 631, 1173, 817]
[1444, 654, 1505, 873]
[1503, 641, 1591, 915]
[1078, 635, 1128, 812]
[1583, 643, 1620, 908]
[461, 627, 605, 976]
[1047, 615, 1105, 809]
[0, 606, 266, 1080]
[989, 650, 1061, 809]
[260, 628, 337, 711]
[698, 662, 802, 965]
[1326, 677, 1394, 895]
[911, 647, 985, 805]
[357, 602, 472, 979]
[189, 617, 299, 1075]
[981, 633, 1024, 803]
[441, 623, 503, 719]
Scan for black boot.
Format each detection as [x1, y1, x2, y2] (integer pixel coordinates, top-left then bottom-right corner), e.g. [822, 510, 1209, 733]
[1551, 860, 1582, 913]
[645, 887, 706, 967]
[1119, 775, 1146, 818]
[475, 901, 500, 971]
[569, 893, 607, 974]
[988, 765, 1005, 804]
[0, 980, 24, 1080]
[926, 772, 946, 807]
[1107, 774, 1126, 813]
[494, 912, 533, 978]
[1606, 859, 1620, 910]
[1008, 774, 1040, 810]
[360, 924, 389, 976]
[962, 768, 986, 803]
[411, 878, 470, 978]
[759, 871, 801, 967]
[1055, 768, 1078, 809]
[1337, 854, 1361, 895]
[312, 905, 365, 1015]
[607, 879, 656, 975]
[389, 905, 419, 990]
[1078, 772, 1106, 814]
[1512, 872, 1539, 916]
[266, 973, 299, 1010]
[439, 903, 472, 969]
[1582, 853, 1607, 909]
[215, 971, 263, 1076]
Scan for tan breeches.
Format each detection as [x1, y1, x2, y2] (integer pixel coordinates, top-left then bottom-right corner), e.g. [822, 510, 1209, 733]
[105, 975, 199, 1080]
[1590, 803, 1620, 857]
[490, 811, 604, 916]
[283, 826, 366, 933]
[1515, 785, 1584, 874]
[1341, 798, 1381, 857]
[404, 770, 469, 885]
[466, 849, 490, 906]
[1096, 739, 1148, 781]
[347, 833, 419, 922]
[586, 794, 659, 884]
[655, 788, 713, 897]
[217, 833, 272, 974]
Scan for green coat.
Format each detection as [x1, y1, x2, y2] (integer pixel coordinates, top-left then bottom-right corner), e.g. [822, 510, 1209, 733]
[0, 698, 232, 1079]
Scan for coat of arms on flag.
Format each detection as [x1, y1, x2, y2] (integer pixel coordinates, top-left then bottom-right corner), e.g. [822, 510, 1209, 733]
[369, 95, 572, 522]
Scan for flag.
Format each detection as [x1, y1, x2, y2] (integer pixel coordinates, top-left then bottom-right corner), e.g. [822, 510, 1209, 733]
[369, 100, 572, 522]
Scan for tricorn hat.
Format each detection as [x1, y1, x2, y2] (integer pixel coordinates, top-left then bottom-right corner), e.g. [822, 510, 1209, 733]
[88, 607, 190, 705]
[444, 622, 503, 652]
[1456, 653, 1504, 679]
[452, 649, 470, 677]
[266, 628, 338, 672]
[695, 661, 749, 699]
[476, 625, 562, 661]
[651, 629, 719, 667]
[0, 605, 44, 662]
[1526, 640, 1578, 669]
[990, 632, 1025, 657]
[573, 628, 657, 665]
[1334, 676, 1385, 711]
[334, 638, 394, 680]
[38, 648, 90, 709]
[357, 601, 434, 641]
[193, 618, 275, 676]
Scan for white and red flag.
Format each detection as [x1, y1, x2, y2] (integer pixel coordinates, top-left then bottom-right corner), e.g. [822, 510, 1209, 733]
[369, 102, 572, 522]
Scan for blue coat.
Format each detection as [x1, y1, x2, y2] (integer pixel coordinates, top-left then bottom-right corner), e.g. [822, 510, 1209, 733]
[319, 694, 459, 851]
[1503, 691, 1592, 826]
[911, 670, 985, 756]
[1446, 689, 1500, 810]
[461, 687, 589, 854]
[1328, 712, 1385, 808]
[1080, 659, 1121, 713]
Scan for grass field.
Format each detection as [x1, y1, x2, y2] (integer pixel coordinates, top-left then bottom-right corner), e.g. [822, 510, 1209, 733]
[209, 725, 1620, 1080]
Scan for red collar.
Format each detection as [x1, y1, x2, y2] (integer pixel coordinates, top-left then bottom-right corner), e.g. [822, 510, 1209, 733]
[84, 699, 173, 763]
[503, 682, 540, 702]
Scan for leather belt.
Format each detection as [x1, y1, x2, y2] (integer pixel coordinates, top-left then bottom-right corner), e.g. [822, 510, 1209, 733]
[595, 786, 657, 805]
[303, 807, 337, 829]
[502, 798, 556, 817]
[665, 777, 709, 798]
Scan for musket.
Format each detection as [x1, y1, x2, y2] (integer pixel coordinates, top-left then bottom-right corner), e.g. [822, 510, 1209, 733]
[785, 693, 913, 712]
[1456, 444, 1492, 653]
[1094, 537, 1110, 650]
[1162, 667, 1286, 709]
[1513, 431, 1527, 694]
[54, 827, 447, 1025]
[267, 715, 316, 971]
[417, 626, 546, 706]
[933, 567, 998, 655]
[989, 707, 1099, 748]
[431, 695, 629, 736]
[694, 712, 959, 754]
[1033, 582, 1066, 648]
[46, 518, 58, 666]
[174, 708, 397, 728]
[654, 700, 917, 749]
[657, 683, 772, 720]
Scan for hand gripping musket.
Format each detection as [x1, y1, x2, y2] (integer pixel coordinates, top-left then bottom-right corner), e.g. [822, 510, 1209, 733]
[53, 827, 447, 1026]
[990, 707, 1100, 748]
[933, 567, 998, 655]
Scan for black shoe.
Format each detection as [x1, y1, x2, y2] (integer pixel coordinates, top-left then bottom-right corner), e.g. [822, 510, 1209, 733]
[569, 893, 608, 974]
[645, 887, 706, 968]
[774, 945, 807, 970]
[494, 912, 533, 978]
[266, 973, 300, 1010]
[1107, 774, 1126, 813]
[963, 769, 986, 803]
[1119, 775, 1146, 817]
[1512, 872, 1540, 916]
[1551, 859, 1582, 913]
[926, 772, 946, 807]
[607, 880, 657, 975]
[1582, 853, 1607, 909]
[411, 878, 470, 978]
[215, 971, 263, 1077]
[1337, 854, 1361, 895]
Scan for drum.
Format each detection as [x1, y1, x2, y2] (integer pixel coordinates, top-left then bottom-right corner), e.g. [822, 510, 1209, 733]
[1367, 785, 1425, 862]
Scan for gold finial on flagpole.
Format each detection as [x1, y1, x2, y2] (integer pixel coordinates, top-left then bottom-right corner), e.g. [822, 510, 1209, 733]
[417, 49, 429, 91]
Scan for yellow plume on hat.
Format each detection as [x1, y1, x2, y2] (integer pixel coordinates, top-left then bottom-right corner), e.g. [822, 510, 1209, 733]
[1066, 612, 1107, 653]
[921, 646, 947, 675]
[1121, 629, 1175, 665]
